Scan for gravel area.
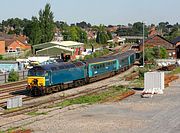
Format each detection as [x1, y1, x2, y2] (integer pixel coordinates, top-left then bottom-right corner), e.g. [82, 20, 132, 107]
[22, 74, 180, 133]
[1, 68, 180, 133]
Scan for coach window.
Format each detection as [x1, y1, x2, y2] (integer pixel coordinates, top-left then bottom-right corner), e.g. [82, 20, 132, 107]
[97, 65, 99, 69]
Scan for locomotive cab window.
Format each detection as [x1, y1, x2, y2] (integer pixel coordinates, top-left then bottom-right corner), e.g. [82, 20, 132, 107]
[28, 68, 45, 76]
[45, 72, 49, 76]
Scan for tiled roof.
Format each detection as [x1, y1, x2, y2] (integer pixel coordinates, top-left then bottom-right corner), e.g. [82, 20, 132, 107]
[5, 39, 15, 47]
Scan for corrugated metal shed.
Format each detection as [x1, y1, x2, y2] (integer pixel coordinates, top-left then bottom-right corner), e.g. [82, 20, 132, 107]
[36, 46, 73, 56]
[33, 41, 84, 55]
[32, 42, 57, 54]
[51, 41, 84, 47]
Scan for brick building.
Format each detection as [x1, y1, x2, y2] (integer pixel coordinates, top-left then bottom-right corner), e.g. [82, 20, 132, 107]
[5, 39, 31, 52]
[138, 35, 176, 59]
[0, 38, 6, 54]
[0, 33, 31, 54]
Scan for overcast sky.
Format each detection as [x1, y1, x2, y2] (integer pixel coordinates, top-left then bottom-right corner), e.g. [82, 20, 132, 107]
[0, 0, 179, 25]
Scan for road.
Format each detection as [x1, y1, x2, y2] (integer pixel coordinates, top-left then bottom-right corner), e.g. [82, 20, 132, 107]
[22, 74, 180, 133]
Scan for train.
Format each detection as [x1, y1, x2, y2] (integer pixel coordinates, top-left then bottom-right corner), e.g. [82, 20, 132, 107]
[26, 50, 136, 96]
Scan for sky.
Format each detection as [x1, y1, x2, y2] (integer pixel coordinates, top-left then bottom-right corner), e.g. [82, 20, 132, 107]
[0, 0, 179, 25]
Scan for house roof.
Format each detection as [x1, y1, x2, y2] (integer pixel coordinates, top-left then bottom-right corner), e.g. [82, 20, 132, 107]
[172, 36, 180, 45]
[139, 34, 174, 49]
[5, 39, 15, 47]
[5, 39, 31, 49]
[16, 35, 28, 44]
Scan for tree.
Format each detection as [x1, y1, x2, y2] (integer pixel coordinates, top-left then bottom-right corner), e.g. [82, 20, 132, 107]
[144, 46, 168, 63]
[159, 47, 168, 59]
[107, 31, 112, 40]
[152, 46, 167, 59]
[62, 26, 87, 43]
[144, 48, 155, 62]
[76, 21, 91, 29]
[23, 19, 33, 37]
[29, 17, 42, 45]
[8, 69, 19, 82]
[55, 21, 68, 30]
[39, 3, 55, 43]
[96, 25, 109, 45]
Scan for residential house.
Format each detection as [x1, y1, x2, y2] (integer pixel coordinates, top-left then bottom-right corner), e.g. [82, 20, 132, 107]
[5, 39, 31, 53]
[0, 32, 31, 54]
[138, 35, 176, 59]
[107, 25, 119, 32]
[107, 36, 126, 45]
[87, 30, 97, 40]
[0, 38, 6, 54]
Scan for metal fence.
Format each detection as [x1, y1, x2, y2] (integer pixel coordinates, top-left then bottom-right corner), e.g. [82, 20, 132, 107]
[0, 70, 28, 84]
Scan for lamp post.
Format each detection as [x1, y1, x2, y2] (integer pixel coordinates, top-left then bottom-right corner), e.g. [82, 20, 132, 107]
[142, 22, 145, 67]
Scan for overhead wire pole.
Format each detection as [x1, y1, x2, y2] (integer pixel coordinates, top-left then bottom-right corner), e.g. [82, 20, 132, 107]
[142, 22, 145, 67]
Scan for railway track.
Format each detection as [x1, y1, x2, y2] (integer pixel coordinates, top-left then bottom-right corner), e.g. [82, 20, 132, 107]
[1, 85, 110, 117]
[0, 80, 26, 89]
[0, 66, 138, 131]
[0, 80, 28, 108]
[0, 96, 34, 108]
[0, 65, 136, 113]
[0, 85, 26, 94]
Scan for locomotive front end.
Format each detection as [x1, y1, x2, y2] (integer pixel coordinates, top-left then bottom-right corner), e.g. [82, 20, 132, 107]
[27, 76, 45, 88]
[26, 66, 46, 95]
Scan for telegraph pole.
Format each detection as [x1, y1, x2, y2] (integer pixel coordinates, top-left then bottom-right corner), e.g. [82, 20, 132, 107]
[142, 22, 145, 67]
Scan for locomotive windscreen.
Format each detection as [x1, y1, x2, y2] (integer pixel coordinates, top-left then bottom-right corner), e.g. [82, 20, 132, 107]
[28, 67, 45, 76]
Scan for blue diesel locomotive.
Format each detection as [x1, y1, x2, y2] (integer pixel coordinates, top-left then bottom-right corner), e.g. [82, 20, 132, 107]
[27, 50, 136, 95]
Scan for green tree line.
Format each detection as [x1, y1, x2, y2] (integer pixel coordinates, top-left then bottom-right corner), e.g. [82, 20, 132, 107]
[0, 3, 180, 46]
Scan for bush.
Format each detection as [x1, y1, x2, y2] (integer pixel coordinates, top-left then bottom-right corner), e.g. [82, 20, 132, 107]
[0, 55, 3, 60]
[84, 54, 94, 60]
[138, 68, 148, 79]
[102, 49, 109, 55]
[8, 69, 19, 82]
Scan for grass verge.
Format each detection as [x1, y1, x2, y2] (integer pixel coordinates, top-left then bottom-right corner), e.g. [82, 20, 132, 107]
[170, 67, 180, 74]
[53, 85, 132, 108]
